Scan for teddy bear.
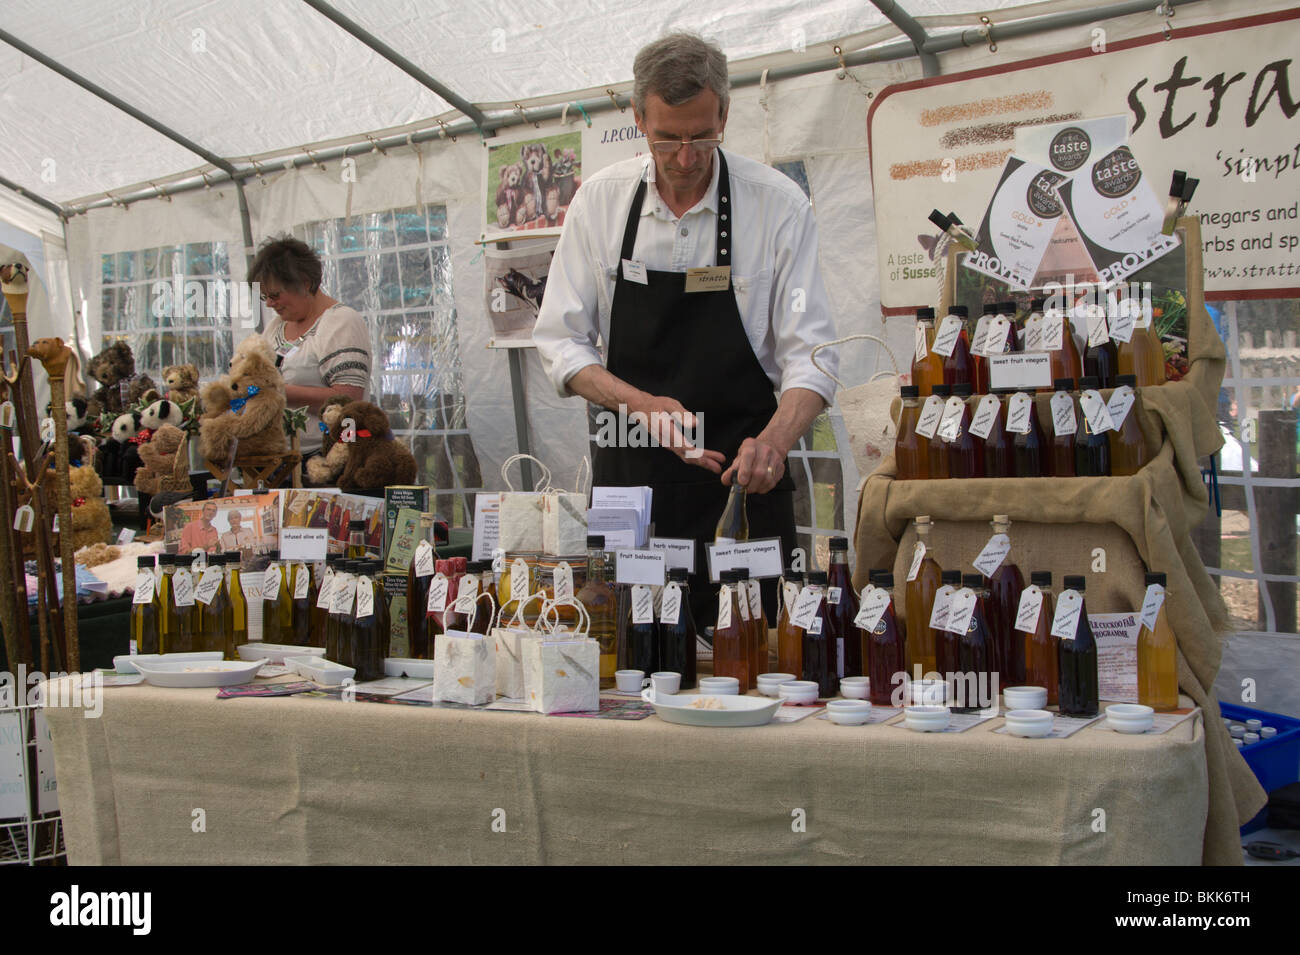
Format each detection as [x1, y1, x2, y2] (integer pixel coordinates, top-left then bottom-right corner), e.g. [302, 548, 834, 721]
[141, 398, 184, 433]
[60, 464, 113, 553]
[133, 423, 188, 496]
[84, 342, 158, 421]
[496, 162, 527, 226]
[95, 410, 144, 485]
[161, 363, 201, 411]
[335, 400, 417, 491]
[305, 394, 353, 486]
[198, 336, 287, 462]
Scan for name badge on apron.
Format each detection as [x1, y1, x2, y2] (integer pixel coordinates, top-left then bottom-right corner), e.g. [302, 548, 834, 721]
[684, 266, 731, 293]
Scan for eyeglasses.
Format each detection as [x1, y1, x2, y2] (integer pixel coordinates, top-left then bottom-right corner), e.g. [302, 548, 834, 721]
[259, 289, 284, 304]
[647, 137, 722, 156]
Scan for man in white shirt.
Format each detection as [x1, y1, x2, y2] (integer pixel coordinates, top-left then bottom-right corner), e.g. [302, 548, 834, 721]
[533, 32, 838, 622]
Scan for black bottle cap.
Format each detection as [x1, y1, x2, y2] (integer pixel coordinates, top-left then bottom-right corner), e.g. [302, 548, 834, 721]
[348, 519, 365, 530]
[1000, 301, 1017, 313]
[208, 552, 225, 566]
[719, 570, 736, 584]
[932, 384, 952, 397]
[876, 572, 895, 588]
[734, 566, 750, 579]
[941, 570, 961, 585]
[1117, 374, 1138, 387]
[868, 568, 886, 584]
[586, 534, 605, 549]
[982, 303, 1000, 315]
[1064, 574, 1086, 590]
[268, 549, 280, 562]
[1031, 570, 1052, 586]
[991, 387, 1013, 395]
[928, 209, 951, 230]
[948, 305, 968, 318]
[952, 382, 973, 397]
[224, 551, 240, 564]
[783, 567, 803, 581]
[159, 553, 175, 566]
[1078, 376, 1100, 389]
[1053, 377, 1075, 391]
[668, 567, 690, 583]
[900, 384, 920, 398]
[807, 571, 828, 585]
[1030, 298, 1046, 310]
[961, 573, 984, 589]
[136, 555, 154, 568]
[830, 536, 849, 550]
[916, 306, 935, 320]
[1145, 572, 1166, 587]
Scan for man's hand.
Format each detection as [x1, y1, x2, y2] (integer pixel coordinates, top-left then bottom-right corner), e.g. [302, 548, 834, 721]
[635, 395, 725, 474]
[721, 436, 786, 494]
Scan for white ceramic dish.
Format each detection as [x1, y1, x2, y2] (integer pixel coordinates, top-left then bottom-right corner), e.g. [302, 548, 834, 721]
[1003, 686, 1049, 710]
[114, 652, 222, 674]
[641, 689, 780, 728]
[237, 642, 327, 664]
[699, 677, 740, 696]
[1004, 708, 1054, 738]
[1106, 702, 1155, 734]
[903, 705, 950, 733]
[910, 679, 948, 706]
[778, 681, 820, 705]
[286, 655, 355, 686]
[130, 658, 265, 688]
[839, 677, 870, 700]
[826, 699, 873, 725]
[383, 657, 436, 679]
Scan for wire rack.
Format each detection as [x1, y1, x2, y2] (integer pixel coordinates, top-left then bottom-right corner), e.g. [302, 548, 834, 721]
[0, 694, 67, 866]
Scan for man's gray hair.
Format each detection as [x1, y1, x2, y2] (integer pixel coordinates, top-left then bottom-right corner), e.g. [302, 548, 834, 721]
[633, 32, 729, 118]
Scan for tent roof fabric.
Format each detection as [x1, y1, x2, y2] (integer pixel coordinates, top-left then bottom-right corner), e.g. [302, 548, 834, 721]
[0, 0, 1089, 206]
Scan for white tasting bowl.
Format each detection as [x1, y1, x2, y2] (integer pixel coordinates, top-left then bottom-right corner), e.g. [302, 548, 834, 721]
[910, 679, 948, 706]
[904, 705, 950, 733]
[699, 676, 741, 696]
[1004, 708, 1055, 738]
[1003, 686, 1049, 711]
[1106, 703, 1155, 734]
[777, 681, 820, 705]
[839, 676, 870, 700]
[826, 699, 873, 725]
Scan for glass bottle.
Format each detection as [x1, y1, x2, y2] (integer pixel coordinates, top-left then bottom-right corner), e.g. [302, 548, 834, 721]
[1108, 375, 1151, 476]
[260, 551, 293, 645]
[941, 305, 974, 390]
[926, 384, 952, 480]
[904, 517, 942, 677]
[658, 568, 697, 690]
[442, 557, 471, 633]
[984, 515, 1026, 688]
[866, 573, 906, 705]
[933, 570, 962, 678]
[980, 390, 1016, 478]
[1139, 294, 1167, 387]
[1057, 575, 1099, 717]
[776, 568, 805, 676]
[1075, 377, 1112, 477]
[911, 306, 945, 396]
[352, 561, 383, 682]
[970, 303, 998, 393]
[467, 561, 496, 635]
[289, 561, 314, 645]
[576, 535, 618, 688]
[1137, 572, 1178, 711]
[946, 383, 984, 478]
[826, 537, 861, 678]
[224, 552, 247, 655]
[1117, 292, 1167, 387]
[167, 555, 196, 654]
[895, 385, 929, 480]
[625, 581, 660, 677]
[1049, 378, 1078, 478]
[131, 556, 160, 655]
[347, 519, 368, 559]
[954, 574, 993, 713]
[799, 571, 834, 698]
[715, 477, 748, 543]
[1020, 571, 1058, 706]
[1022, 297, 1044, 354]
[1010, 392, 1049, 478]
[195, 553, 229, 656]
[156, 553, 175, 653]
[327, 560, 357, 665]
[407, 518, 437, 656]
[1084, 306, 1118, 390]
[713, 570, 751, 690]
[740, 566, 768, 685]
[1045, 309, 1084, 386]
[311, 556, 337, 650]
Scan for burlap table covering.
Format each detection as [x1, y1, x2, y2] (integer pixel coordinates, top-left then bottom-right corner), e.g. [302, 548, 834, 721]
[852, 219, 1265, 865]
[45, 678, 1207, 865]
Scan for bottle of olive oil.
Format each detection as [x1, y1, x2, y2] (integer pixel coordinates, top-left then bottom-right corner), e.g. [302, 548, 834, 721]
[156, 553, 176, 653]
[194, 553, 230, 656]
[225, 551, 248, 654]
[577, 536, 617, 687]
[290, 560, 314, 645]
[1137, 572, 1178, 711]
[347, 520, 368, 559]
[715, 476, 749, 543]
[131, 555, 160, 655]
[353, 561, 382, 681]
[260, 550, 293, 644]
[167, 554, 197, 654]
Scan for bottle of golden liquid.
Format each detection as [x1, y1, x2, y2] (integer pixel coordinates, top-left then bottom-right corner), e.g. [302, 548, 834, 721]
[1044, 309, 1083, 386]
[347, 519, 368, 559]
[738, 566, 767, 686]
[1108, 375, 1151, 476]
[1137, 572, 1178, 711]
[1117, 292, 1167, 387]
[167, 555, 197, 654]
[576, 535, 617, 687]
[713, 570, 751, 690]
[290, 561, 315, 645]
[895, 385, 929, 480]
[130, 556, 160, 655]
[260, 551, 293, 645]
[225, 551, 247, 655]
[715, 477, 748, 542]
[194, 553, 230, 656]
[911, 307, 945, 396]
[904, 517, 942, 676]
[1019, 571, 1058, 706]
[776, 569, 805, 675]
[156, 553, 175, 653]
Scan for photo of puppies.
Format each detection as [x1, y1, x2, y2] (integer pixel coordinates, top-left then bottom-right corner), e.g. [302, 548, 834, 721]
[483, 130, 582, 241]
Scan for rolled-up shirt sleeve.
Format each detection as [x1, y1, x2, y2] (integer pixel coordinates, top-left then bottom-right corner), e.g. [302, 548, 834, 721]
[533, 189, 605, 398]
[769, 199, 839, 405]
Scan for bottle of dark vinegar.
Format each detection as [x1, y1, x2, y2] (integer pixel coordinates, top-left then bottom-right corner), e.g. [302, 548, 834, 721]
[799, 572, 835, 697]
[983, 515, 1026, 687]
[625, 580, 660, 677]
[895, 385, 928, 480]
[658, 568, 697, 689]
[979, 390, 1016, 478]
[1009, 392, 1049, 477]
[926, 385, 952, 479]
[1084, 306, 1118, 389]
[826, 537, 861, 677]
[933, 569, 962, 678]
[866, 573, 906, 706]
[1057, 575, 1099, 717]
[1049, 378, 1078, 478]
[946, 383, 985, 478]
[953, 574, 993, 713]
[1020, 571, 1058, 706]
[942, 306, 974, 390]
[1075, 377, 1112, 477]
[290, 561, 314, 645]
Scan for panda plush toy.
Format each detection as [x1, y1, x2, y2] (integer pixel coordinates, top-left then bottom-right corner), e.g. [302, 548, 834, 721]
[140, 398, 183, 433]
[95, 410, 145, 485]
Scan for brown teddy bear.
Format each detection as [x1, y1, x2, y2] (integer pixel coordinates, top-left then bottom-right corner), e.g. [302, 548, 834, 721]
[305, 395, 353, 486]
[336, 400, 417, 491]
[133, 423, 188, 495]
[161, 364, 202, 412]
[62, 464, 113, 553]
[85, 342, 159, 420]
[199, 337, 287, 462]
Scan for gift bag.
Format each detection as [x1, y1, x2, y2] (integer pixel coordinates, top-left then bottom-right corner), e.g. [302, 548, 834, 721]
[494, 592, 547, 700]
[812, 335, 900, 481]
[498, 454, 552, 553]
[542, 457, 590, 557]
[523, 599, 599, 714]
[432, 630, 495, 705]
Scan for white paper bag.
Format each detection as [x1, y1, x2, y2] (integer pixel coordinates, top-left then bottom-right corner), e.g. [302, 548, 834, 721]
[523, 637, 600, 714]
[493, 591, 548, 699]
[498, 454, 552, 553]
[432, 631, 495, 705]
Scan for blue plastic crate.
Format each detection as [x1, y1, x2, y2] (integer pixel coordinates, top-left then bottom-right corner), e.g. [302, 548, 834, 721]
[1219, 702, 1300, 834]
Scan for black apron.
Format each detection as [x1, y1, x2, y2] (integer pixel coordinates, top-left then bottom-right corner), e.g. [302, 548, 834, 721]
[592, 151, 797, 627]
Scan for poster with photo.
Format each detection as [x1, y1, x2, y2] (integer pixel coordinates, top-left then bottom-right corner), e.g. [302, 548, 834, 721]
[484, 239, 557, 348]
[281, 488, 384, 555]
[163, 493, 280, 569]
[481, 127, 583, 243]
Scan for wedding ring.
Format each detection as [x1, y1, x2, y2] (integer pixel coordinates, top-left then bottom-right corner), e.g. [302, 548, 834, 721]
[765, 466, 774, 474]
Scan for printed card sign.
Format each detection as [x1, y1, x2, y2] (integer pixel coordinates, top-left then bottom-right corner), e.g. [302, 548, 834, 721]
[706, 537, 783, 582]
[989, 353, 1052, 391]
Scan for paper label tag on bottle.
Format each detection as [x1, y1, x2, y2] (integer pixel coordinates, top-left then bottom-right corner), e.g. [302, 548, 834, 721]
[916, 395, 945, 440]
[355, 576, 375, 619]
[455, 574, 479, 614]
[492, 548, 506, 574]
[195, 566, 224, 606]
[789, 587, 822, 630]
[261, 564, 282, 600]
[1086, 308, 1110, 347]
[1079, 390, 1115, 433]
[827, 586, 841, 605]
[782, 580, 800, 617]
[932, 315, 962, 358]
[316, 568, 336, 609]
[1024, 315, 1044, 352]
[1109, 305, 1136, 344]
[1014, 585, 1044, 633]
[173, 570, 196, 607]
[40, 417, 56, 443]
[1005, 393, 1034, 434]
[972, 533, 1012, 577]
[1051, 391, 1078, 436]
[980, 316, 1011, 357]
[133, 570, 155, 605]
[807, 616, 822, 635]
[929, 585, 955, 632]
[293, 565, 310, 600]
[118, 528, 136, 545]
[854, 587, 892, 632]
[1042, 310, 1065, 351]
[1139, 583, 1166, 632]
[554, 561, 574, 602]
[937, 396, 966, 443]
[736, 583, 750, 621]
[509, 557, 528, 604]
[331, 574, 355, 614]
[1050, 590, 1084, 640]
[946, 588, 978, 635]
[1106, 386, 1136, 430]
[414, 541, 435, 578]
[631, 584, 654, 625]
[660, 582, 681, 625]
[969, 395, 1000, 440]
[914, 323, 928, 363]
[427, 573, 448, 613]
[970, 315, 992, 356]
[746, 579, 762, 620]
[907, 541, 927, 582]
[717, 585, 732, 631]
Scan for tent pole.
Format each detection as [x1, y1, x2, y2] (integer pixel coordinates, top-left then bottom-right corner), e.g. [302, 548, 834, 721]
[0, 176, 63, 219]
[869, 0, 941, 77]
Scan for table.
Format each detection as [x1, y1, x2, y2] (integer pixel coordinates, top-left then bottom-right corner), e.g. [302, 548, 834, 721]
[45, 677, 1208, 865]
